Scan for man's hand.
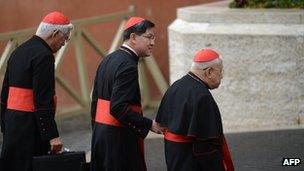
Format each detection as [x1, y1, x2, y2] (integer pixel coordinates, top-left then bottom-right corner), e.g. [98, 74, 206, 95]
[50, 137, 63, 154]
[150, 120, 166, 134]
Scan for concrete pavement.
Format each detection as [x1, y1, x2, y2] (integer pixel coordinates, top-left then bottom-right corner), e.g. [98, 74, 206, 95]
[1, 113, 304, 171]
[54, 113, 304, 171]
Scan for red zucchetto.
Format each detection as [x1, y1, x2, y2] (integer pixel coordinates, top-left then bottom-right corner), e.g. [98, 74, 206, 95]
[42, 11, 71, 25]
[124, 17, 145, 30]
[193, 49, 220, 62]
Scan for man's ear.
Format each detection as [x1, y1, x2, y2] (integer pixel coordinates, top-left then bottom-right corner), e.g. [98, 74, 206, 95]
[130, 33, 137, 43]
[51, 30, 59, 38]
[205, 68, 212, 78]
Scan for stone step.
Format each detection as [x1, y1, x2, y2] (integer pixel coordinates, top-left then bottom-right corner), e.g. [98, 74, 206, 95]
[177, 1, 304, 24]
[170, 19, 304, 36]
[168, 0, 304, 131]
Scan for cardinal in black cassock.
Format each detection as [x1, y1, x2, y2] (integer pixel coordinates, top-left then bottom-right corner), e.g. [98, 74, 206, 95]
[90, 17, 165, 171]
[156, 49, 234, 171]
[0, 12, 73, 171]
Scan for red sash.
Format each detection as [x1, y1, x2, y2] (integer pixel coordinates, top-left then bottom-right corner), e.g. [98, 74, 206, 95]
[95, 98, 142, 126]
[7, 86, 57, 112]
[7, 87, 34, 112]
[164, 131, 193, 143]
[94, 98, 145, 163]
[222, 138, 235, 171]
[164, 130, 234, 171]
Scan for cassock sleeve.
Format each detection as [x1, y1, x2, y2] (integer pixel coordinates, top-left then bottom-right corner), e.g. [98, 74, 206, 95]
[0, 66, 9, 134]
[32, 54, 59, 141]
[110, 64, 152, 138]
[187, 90, 223, 136]
[155, 90, 169, 126]
[191, 94, 226, 170]
[90, 66, 99, 129]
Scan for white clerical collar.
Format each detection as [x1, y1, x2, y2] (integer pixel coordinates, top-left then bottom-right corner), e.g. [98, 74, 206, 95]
[122, 43, 138, 56]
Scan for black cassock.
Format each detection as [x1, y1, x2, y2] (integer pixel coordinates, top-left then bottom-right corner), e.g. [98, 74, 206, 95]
[156, 72, 234, 171]
[90, 46, 152, 171]
[0, 36, 58, 171]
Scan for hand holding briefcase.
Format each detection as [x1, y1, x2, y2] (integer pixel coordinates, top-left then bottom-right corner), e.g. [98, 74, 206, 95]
[32, 151, 86, 171]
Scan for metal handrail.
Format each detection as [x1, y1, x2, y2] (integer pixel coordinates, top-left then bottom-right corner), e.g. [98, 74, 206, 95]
[0, 6, 168, 116]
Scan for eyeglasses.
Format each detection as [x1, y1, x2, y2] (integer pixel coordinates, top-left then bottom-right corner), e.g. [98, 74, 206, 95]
[203, 67, 223, 75]
[58, 30, 70, 43]
[140, 34, 156, 41]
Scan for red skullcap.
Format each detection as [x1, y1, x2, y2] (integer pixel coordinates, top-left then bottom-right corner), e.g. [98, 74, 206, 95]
[124, 17, 144, 30]
[193, 49, 220, 62]
[42, 11, 71, 25]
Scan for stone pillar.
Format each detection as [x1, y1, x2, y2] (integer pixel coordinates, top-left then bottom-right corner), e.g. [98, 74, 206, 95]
[168, 0, 304, 132]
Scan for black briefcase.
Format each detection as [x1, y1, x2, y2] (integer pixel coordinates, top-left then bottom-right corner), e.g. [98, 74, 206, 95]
[32, 151, 86, 171]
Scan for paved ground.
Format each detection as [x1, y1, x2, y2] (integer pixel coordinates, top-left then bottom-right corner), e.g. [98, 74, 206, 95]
[1, 113, 304, 171]
[145, 130, 304, 171]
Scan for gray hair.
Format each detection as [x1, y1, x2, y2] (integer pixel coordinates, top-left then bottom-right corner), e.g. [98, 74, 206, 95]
[191, 57, 222, 70]
[36, 22, 74, 37]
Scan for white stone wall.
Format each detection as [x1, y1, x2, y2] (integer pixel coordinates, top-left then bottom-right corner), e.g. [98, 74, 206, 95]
[168, 1, 304, 132]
